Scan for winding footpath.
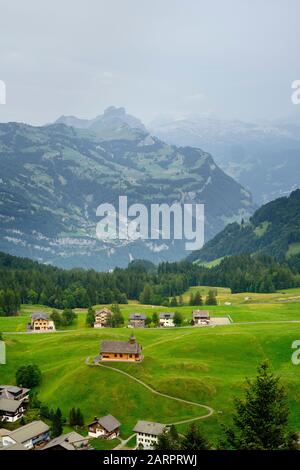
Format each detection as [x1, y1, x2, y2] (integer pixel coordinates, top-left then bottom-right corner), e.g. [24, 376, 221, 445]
[86, 360, 214, 449]
[88, 360, 214, 425]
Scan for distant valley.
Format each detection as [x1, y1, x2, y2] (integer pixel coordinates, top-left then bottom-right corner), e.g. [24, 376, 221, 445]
[151, 115, 300, 204]
[0, 107, 254, 270]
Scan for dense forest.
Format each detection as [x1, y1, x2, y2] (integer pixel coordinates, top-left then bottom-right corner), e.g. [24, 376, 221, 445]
[0, 251, 299, 315]
[187, 189, 300, 264]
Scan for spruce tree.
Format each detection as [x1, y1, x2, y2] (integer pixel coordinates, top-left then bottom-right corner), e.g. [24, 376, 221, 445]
[193, 291, 203, 306]
[52, 408, 63, 437]
[221, 362, 298, 450]
[76, 408, 84, 426]
[86, 307, 95, 327]
[69, 407, 76, 426]
[155, 425, 181, 450]
[206, 289, 217, 305]
[181, 423, 211, 450]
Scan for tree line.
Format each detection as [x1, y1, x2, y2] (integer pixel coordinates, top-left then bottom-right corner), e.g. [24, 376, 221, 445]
[0, 251, 299, 315]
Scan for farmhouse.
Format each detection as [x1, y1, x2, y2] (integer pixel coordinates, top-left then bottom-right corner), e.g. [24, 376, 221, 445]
[99, 335, 143, 362]
[129, 313, 146, 328]
[133, 420, 166, 450]
[0, 398, 25, 422]
[0, 385, 30, 402]
[1, 420, 50, 449]
[42, 431, 89, 450]
[94, 308, 112, 328]
[193, 310, 210, 326]
[159, 312, 175, 327]
[88, 414, 121, 439]
[29, 312, 55, 332]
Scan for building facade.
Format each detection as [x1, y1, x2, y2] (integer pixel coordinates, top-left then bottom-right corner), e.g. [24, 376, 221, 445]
[0, 398, 25, 422]
[159, 312, 175, 327]
[29, 312, 55, 332]
[1, 420, 50, 449]
[0, 385, 30, 402]
[94, 308, 112, 328]
[129, 313, 146, 328]
[193, 310, 210, 326]
[99, 335, 143, 362]
[88, 415, 121, 439]
[133, 420, 166, 450]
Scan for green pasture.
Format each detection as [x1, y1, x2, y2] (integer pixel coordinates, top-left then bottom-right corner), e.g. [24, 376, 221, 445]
[1, 322, 300, 446]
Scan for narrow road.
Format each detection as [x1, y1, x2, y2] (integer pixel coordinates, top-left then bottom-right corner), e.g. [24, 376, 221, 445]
[4, 318, 300, 335]
[95, 363, 214, 424]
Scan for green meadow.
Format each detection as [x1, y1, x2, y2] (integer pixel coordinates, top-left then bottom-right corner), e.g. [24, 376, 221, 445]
[1, 322, 300, 445]
[1, 286, 300, 448]
[1, 285, 300, 333]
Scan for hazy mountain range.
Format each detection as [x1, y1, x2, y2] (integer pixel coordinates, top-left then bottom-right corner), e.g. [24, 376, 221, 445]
[150, 114, 300, 204]
[0, 107, 254, 270]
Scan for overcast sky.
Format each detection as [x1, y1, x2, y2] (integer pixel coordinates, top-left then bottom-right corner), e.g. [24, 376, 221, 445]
[0, 0, 299, 125]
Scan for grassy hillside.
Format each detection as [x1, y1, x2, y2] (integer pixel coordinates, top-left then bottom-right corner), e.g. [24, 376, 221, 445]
[187, 189, 300, 264]
[1, 322, 300, 445]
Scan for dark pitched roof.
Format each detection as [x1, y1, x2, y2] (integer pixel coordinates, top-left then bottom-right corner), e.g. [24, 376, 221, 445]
[0, 398, 22, 413]
[31, 312, 50, 321]
[8, 420, 50, 444]
[42, 431, 87, 450]
[100, 337, 141, 354]
[95, 308, 112, 316]
[96, 415, 121, 432]
[0, 385, 29, 399]
[193, 310, 210, 319]
[159, 312, 175, 319]
[129, 313, 146, 320]
[133, 420, 166, 436]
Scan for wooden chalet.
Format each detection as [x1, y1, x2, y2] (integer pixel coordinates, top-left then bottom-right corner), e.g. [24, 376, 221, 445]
[28, 312, 55, 332]
[0, 398, 25, 423]
[192, 310, 210, 325]
[129, 313, 146, 328]
[88, 414, 121, 439]
[94, 308, 112, 328]
[99, 335, 143, 362]
[0, 385, 30, 403]
[159, 312, 175, 327]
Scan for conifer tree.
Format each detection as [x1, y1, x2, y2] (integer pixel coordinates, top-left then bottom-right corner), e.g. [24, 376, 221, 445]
[221, 362, 298, 450]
